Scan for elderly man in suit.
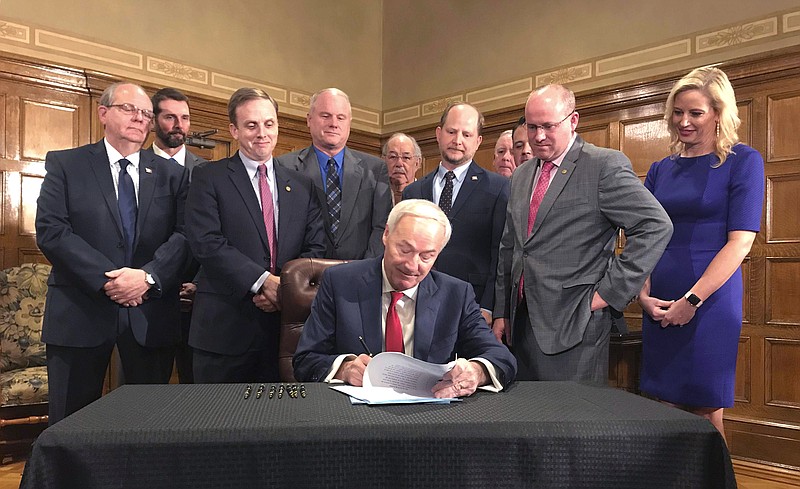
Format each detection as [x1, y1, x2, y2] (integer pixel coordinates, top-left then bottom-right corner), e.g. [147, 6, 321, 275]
[492, 129, 516, 177]
[493, 84, 672, 383]
[404, 102, 509, 325]
[276, 88, 391, 260]
[36, 82, 190, 423]
[293, 199, 516, 397]
[382, 132, 421, 206]
[186, 88, 325, 383]
[145, 86, 208, 383]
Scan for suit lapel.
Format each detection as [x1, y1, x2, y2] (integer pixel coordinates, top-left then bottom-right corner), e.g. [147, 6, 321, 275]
[449, 162, 480, 218]
[527, 137, 584, 241]
[337, 148, 363, 244]
[419, 169, 436, 201]
[412, 273, 438, 361]
[88, 141, 125, 241]
[274, 165, 296, 266]
[359, 258, 385, 355]
[227, 154, 270, 251]
[297, 147, 333, 243]
[134, 150, 156, 248]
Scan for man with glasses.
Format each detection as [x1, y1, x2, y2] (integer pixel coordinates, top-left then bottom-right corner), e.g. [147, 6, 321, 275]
[36, 82, 190, 423]
[404, 102, 509, 326]
[493, 84, 671, 383]
[382, 132, 421, 205]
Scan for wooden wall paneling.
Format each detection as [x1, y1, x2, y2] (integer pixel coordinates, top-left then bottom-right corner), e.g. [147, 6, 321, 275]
[734, 336, 752, 404]
[764, 338, 800, 409]
[618, 116, 670, 177]
[765, 258, 800, 325]
[579, 123, 612, 149]
[768, 92, 800, 162]
[766, 174, 800, 244]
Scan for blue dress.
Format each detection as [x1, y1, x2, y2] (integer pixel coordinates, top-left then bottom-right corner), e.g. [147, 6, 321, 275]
[640, 144, 764, 408]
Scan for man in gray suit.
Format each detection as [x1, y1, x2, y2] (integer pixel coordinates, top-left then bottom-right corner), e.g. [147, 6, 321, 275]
[276, 88, 391, 260]
[493, 84, 672, 383]
[146, 87, 207, 383]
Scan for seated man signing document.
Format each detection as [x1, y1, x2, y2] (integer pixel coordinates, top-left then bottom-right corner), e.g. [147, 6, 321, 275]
[293, 199, 517, 397]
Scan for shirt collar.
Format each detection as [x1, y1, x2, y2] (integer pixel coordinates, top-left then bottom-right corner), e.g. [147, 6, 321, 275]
[152, 144, 186, 166]
[313, 145, 345, 169]
[543, 134, 578, 168]
[436, 160, 472, 182]
[104, 138, 140, 168]
[380, 259, 420, 301]
[238, 150, 274, 181]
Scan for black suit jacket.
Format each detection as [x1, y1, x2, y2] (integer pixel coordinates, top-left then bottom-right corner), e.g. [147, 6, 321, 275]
[403, 162, 509, 311]
[36, 140, 190, 348]
[293, 257, 517, 385]
[185, 153, 326, 355]
[276, 146, 391, 260]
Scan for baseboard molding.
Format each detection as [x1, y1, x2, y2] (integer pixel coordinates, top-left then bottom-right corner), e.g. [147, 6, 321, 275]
[733, 458, 800, 486]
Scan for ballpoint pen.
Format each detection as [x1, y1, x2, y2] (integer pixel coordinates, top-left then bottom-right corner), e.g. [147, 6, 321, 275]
[358, 335, 373, 357]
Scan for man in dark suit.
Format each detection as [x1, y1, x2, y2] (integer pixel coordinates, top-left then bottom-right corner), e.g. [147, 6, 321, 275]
[145, 87, 208, 383]
[293, 199, 516, 397]
[36, 82, 190, 424]
[186, 88, 326, 383]
[404, 102, 509, 325]
[276, 88, 391, 260]
[493, 84, 672, 383]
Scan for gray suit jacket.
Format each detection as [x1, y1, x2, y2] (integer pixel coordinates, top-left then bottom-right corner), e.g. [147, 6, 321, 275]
[494, 135, 672, 354]
[276, 145, 391, 260]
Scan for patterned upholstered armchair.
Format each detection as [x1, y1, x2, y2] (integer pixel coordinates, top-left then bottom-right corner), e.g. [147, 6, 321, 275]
[0, 263, 50, 462]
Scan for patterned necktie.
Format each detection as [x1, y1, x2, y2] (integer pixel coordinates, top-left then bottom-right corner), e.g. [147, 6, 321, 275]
[439, 170, 456, 216]
[325, 158, 342, 236]
[519, 161, 555, 302]
[385, 291, 405, 353]
[117, 159, 137, 266]
[258, 164, 277, 273]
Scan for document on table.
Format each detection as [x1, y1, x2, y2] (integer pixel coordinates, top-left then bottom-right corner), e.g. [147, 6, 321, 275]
[329, 352, 460, 405]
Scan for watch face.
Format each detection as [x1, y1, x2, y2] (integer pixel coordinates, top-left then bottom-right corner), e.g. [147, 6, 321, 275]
[685, 293, 701, 306]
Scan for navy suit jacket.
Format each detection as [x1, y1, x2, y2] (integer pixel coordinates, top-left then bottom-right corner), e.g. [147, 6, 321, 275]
[36, 140, 190, 348]
[403, 162, 509, 311]
[276, 146, 391, 260]
[185, 153, 326, 355]
[293, 257, 517, 385]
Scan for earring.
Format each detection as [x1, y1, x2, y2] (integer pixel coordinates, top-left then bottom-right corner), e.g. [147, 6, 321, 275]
[716, 121, 720, 138]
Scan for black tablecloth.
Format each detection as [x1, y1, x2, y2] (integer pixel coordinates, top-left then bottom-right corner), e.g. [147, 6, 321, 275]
[21, 382, 735, 488]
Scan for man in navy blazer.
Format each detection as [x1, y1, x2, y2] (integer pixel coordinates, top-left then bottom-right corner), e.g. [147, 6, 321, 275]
[293, 200, 516, 397]
[276, 88, 391, 260]
[186, 88, 326, 383]
[36, 82, 190, 424]
[403, 102, 509, 325]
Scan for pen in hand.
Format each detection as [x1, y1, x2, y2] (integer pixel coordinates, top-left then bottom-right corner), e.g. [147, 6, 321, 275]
[358, 335, 373, 357]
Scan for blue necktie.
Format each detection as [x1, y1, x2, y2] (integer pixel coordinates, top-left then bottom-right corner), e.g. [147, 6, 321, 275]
[117, 158, 137, 265]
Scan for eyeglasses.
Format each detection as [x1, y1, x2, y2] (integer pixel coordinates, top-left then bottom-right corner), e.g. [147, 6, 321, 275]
[385, 153, 418, 163]
[107, 103, 155, 122]
[526, 111, 574, 133]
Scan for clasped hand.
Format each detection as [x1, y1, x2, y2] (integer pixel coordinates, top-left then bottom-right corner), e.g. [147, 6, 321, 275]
[104, 268, 148, 307]
[253, 274, 281, 312]
[640, 294, 695, 328]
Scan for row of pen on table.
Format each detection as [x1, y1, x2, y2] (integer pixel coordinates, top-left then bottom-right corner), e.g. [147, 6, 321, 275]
[243, 383, 306, 399]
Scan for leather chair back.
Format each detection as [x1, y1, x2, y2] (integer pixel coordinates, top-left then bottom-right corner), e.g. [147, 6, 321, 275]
[278, 258, 346, 382]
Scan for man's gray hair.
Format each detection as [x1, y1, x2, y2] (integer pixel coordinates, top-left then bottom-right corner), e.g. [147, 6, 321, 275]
[386, 199, 452, 246]
[382, 132, 422, 158]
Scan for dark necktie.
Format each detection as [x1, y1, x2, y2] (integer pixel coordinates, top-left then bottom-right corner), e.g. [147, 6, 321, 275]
[258, 164, 277, 273]
[325, 158, 342, 235]
[385, 291, 405, 353]
[439, 170, 456, 217]
[519, 161, 555, 302]
[117, 158, 137, 266]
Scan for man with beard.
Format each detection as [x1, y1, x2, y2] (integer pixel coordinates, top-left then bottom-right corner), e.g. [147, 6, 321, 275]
[382, 132, 421, 206]
[492, 129, 516, 177]
[403, 102, 509, 325]
[146, 87, 207, 383]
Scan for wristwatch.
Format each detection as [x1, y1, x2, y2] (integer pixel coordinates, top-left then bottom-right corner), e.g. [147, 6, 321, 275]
[683, 291, 703, 308]
[145, 273, 156, 289]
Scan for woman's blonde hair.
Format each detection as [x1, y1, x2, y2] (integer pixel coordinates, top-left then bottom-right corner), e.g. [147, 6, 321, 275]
[665, 66, 740, 166]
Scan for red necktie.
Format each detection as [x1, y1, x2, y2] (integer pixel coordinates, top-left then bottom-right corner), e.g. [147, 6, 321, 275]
[385, 291, 405, 353]
[519, 161, 555, 302]
[258, 164, 277, 273]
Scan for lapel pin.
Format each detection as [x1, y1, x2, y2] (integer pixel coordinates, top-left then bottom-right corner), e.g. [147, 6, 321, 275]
[561, 169, 567, 174]
[285, 185, 291, 192]
[471, 175, 478, 181]
[145, 167, 153, 174]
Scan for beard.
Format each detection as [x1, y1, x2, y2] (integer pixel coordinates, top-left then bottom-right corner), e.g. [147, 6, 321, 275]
[156, 126, 186, 149]
[441, 150, 471, 167]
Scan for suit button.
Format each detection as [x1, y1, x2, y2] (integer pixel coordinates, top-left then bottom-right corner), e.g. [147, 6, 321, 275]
[523, 252, 528, 258]
[117, 242, 124, 248]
